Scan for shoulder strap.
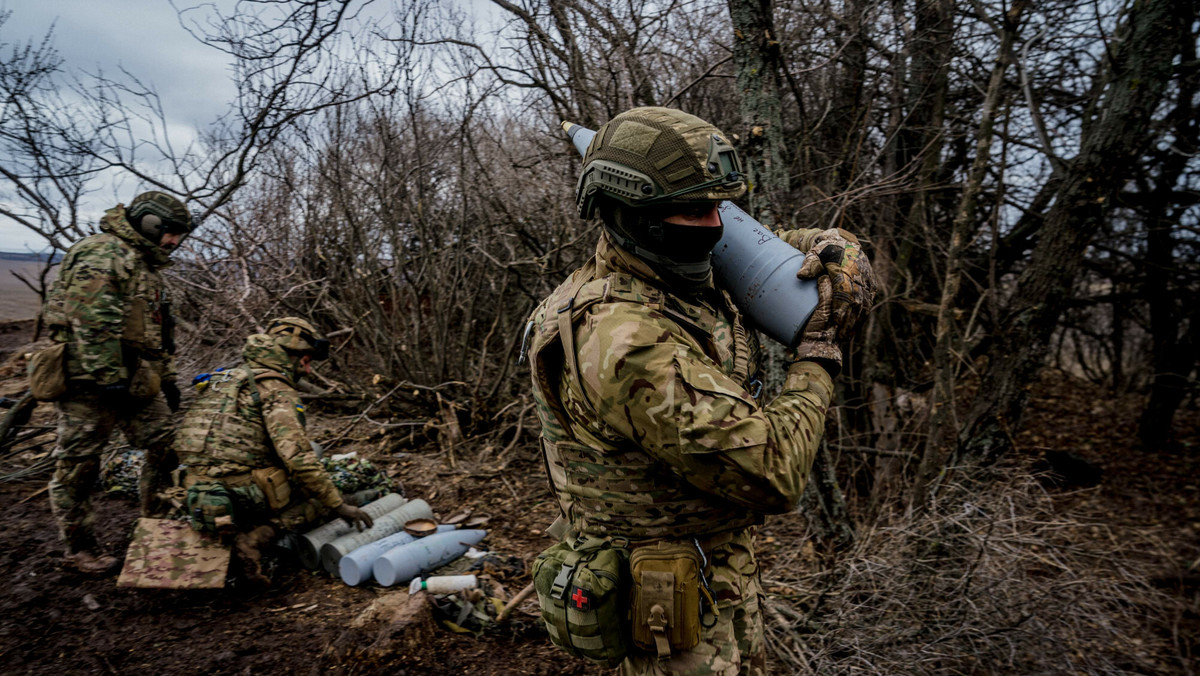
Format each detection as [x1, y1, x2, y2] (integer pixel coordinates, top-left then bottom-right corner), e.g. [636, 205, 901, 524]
[243, 365, 263, 407]
[243, 367, 291, 407]
[556, 273, 595, 415]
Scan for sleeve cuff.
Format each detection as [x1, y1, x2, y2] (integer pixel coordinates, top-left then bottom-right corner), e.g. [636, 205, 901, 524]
[783, 360, 835, 406]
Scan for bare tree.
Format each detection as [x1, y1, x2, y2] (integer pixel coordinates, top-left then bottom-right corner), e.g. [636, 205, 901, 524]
[955, 0, 1191, 464]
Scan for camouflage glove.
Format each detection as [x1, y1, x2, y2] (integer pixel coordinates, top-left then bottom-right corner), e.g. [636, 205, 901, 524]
[162, 381, 181, 413]
[788, 273, 841, 376]
[788, 229, 877, 377]
[335, 502, 374, 532]
[795, 228, 876, 345]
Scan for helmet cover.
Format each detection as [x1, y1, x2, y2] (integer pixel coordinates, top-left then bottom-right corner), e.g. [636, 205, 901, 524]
[266, 317, 330, 360]
[576, 107, 746, 220]
[127, 191, 194, 243]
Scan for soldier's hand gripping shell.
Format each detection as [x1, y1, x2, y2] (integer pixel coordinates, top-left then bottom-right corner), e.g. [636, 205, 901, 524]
[790, 228, 877, 376]
[788, 273, 842, 374]
[795, 228, 877, 344]
[335, 502, 374, 532]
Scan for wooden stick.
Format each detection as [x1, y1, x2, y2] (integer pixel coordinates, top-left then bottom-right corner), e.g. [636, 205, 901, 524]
[496, 582, 536, 623]
[19, 485, 49, 504]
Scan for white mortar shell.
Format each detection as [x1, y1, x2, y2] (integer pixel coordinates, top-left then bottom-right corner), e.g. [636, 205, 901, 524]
[320, 499, 435, 574]
[338, 524, 457, 586]
[296, 493, 406, 570]
[373, 529, 488, 588]
[561, 122, 821, 347]
[712, 201, 821, 346]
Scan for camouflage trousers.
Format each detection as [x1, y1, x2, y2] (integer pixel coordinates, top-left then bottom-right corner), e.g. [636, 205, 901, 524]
[622, 528, 766, 676]
[48, 390, 175, 552]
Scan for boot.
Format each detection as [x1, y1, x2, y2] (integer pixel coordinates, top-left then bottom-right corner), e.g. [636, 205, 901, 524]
[63, 550, 121, 577]
[234, 525, 277, 587]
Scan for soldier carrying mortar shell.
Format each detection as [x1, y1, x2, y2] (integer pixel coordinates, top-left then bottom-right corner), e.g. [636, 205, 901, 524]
[526, 107, 876, 675]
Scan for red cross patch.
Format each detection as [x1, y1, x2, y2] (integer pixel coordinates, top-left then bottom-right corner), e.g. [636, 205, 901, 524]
[570, 586, 592, 611]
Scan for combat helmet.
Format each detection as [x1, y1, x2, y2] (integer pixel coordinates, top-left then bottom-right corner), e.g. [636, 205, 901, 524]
[127, 191, 196, 244]
[576, 108, 745, 287]
[267, 317, 330, 360]
[575, 107, 745, 220]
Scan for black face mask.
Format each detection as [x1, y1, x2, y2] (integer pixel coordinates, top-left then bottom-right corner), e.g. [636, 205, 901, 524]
[652, 221, 725, 263]
[602, 203, 724, 291]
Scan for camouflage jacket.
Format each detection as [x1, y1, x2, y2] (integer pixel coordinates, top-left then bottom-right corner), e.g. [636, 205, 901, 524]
[527, 232, 834, 540]
[42, 206, 176, 392]
[175, 335, 344, 510]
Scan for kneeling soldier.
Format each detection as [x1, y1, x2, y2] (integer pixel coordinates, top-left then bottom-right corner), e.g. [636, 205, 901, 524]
[175, 317, 372, 585]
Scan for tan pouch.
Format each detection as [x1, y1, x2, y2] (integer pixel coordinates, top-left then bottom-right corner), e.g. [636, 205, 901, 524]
[251, 467, 292, 511]
[28, 343, 68, 401]
[128, 361, 162, 398]
[630, 541, 704, 658]
[123, 296, 148, 345]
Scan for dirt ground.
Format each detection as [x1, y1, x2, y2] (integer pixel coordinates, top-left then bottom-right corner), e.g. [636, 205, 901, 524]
[0, 317, 1196, 675]
[0, 318, 590, 676]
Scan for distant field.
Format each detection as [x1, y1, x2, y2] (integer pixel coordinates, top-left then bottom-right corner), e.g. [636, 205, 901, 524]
[0, 259, 54, 321]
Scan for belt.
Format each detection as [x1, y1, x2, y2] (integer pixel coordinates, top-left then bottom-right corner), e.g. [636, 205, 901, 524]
[182, 469, 254, 489]
[552, 514, 751, 553]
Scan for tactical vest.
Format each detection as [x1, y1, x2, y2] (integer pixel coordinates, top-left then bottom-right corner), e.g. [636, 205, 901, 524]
[528, 259, 761, 540]
[176, 367, 290, 476]
[43, 232, 170, 379]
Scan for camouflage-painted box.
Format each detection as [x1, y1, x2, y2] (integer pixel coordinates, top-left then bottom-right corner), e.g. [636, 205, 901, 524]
[118, 518, 231, 589]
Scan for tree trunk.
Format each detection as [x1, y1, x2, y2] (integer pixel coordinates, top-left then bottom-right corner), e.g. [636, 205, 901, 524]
[800, 441, 855, 550]
[728, 0, 788, 226]
[913, 0, 1027, 508]
[956, 0, 1187, 464]
[1140, 223, 1200, 451]
[1137, 5, 1199, 451]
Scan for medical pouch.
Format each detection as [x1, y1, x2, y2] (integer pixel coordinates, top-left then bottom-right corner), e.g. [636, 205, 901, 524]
[630, 541, 703, 658]
[185, 482, 238, 535]
[532, 536, 630, 667]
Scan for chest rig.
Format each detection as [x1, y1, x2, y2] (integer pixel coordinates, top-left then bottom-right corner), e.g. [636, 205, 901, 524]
[176, 366, 290, 474]
[527, 259, 762, 540]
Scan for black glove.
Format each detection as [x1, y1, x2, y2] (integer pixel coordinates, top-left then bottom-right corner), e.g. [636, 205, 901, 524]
[335, 503, 374, 532]
[162, 381, 181, 413]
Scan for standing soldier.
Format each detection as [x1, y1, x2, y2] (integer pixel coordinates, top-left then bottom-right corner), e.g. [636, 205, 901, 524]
[526, 108, 875, 675]
[41, 191, 194, 575]
[175, 318, 373, 587]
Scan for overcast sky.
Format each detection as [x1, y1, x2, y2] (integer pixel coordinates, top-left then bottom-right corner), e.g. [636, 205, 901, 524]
[0, 0, 236, 252]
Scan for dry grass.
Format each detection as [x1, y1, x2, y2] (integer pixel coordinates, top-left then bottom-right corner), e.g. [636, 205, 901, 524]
[763, 469, 1188, 674]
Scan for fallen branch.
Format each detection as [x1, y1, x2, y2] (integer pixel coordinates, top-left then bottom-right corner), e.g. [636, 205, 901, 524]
[496, 582, 536, 623]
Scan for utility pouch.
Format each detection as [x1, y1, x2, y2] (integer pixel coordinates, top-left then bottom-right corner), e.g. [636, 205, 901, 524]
[128, 361, 161, 398]
[251, 466, 292, 511]
[124, 296, 148, 345]
[28, 343, 68, 401]
[185, 482, 238, 536]
[532, 535, 631, 667]
[630, 541, 704, 659]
